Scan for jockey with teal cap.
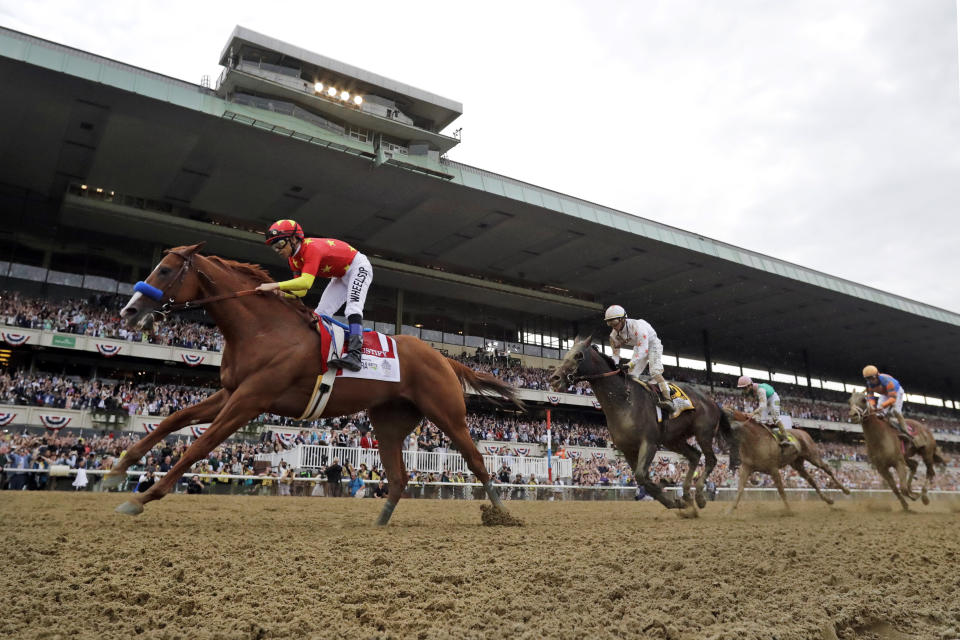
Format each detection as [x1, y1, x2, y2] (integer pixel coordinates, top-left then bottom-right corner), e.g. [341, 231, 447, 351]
[738, 376, 791, 448]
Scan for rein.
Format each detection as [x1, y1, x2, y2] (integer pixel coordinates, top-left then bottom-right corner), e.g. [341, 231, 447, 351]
[571, 369, 623, 383]
[133, 249, 262, 320]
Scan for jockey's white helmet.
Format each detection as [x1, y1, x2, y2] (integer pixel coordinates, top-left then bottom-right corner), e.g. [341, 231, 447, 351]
[736, 375, 753, 388]
[604, 305, 627, 322]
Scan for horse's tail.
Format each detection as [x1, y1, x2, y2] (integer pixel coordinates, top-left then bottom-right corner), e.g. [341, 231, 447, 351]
[717, 408, 741, 470]
[446, 359, 526, 411]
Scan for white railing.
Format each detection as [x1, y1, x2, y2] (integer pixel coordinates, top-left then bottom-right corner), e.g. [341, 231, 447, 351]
[256, 444, 573, 480]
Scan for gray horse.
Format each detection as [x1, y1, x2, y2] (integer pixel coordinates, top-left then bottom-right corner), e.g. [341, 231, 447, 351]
[549, 337, 738, 510]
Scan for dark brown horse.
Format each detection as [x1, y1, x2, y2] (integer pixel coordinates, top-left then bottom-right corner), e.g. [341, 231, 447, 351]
[548, 337, 737, 511]
[848, 391, 948, 510]
[724, 409, 849, 511]
[103, 243, 523, 525]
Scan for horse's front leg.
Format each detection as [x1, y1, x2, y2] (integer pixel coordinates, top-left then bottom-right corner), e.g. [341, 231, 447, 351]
[102, 389, 230, 490]
[116, 392, 264, 515]
[633, 438, 681, 510]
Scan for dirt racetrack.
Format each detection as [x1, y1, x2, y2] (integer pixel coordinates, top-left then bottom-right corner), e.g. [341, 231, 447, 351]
[2, 492, 959, 640]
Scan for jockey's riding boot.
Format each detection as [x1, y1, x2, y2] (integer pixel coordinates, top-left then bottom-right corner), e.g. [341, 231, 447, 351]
[893, 412, 915, 448]
[330, 332, 363, 371]
[655, 378, 675, 414]
[777, 428, 791, 448]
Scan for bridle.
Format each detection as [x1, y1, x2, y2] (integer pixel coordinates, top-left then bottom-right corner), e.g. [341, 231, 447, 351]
[133, 249, 260, 320]
[562, 347, 624, 384]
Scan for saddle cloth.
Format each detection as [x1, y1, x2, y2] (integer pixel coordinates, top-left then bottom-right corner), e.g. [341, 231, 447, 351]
[299, 318, 401, 421]
[651, 383, 696, 422]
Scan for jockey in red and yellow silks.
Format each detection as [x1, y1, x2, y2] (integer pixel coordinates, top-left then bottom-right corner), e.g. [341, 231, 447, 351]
[862, 365, 914, 445]
[256, 219, 373, 372]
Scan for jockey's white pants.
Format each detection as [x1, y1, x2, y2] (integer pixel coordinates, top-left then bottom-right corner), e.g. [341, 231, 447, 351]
[875, 388, 905, 415]
[314, 252, 372, 319]
[630, 337, 665, 377]
[759, 392, 781, 425]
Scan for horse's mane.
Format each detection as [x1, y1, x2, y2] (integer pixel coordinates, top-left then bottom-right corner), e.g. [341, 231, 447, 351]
[204, 256, 273, 284]
[591, 344, 618, 371]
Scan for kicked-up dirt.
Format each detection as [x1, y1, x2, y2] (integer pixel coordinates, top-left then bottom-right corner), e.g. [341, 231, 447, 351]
[1, 492, 958, 640]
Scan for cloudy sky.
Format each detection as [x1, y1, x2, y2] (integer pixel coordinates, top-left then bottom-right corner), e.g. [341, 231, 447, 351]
[2, 0, 959, 312]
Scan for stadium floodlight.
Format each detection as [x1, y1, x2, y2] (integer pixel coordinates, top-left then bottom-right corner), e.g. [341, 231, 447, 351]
[353, 95, 363, 105]
[340, 90, 350, 101]
[80, 184, 87, 190]
[95, 187, 103, 193]
[327, 86, 338, 97]
[314, 82, 323, 93]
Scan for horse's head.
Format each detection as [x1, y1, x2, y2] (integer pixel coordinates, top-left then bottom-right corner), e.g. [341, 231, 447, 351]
[120, 243, 206, 329]
[548, 335, 613, 392]
[848, 390, 868, 423]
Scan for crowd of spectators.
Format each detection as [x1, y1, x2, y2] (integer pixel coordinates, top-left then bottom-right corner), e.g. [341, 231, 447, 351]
[1, 291, 223, 351]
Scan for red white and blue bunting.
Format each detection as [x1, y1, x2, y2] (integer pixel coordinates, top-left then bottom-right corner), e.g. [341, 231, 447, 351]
[568, 450, 582, 459]
[0, 412, 17, 426]
[484, 445, 504, 455]
[95, 343, 122, 357]
[273, 432, 296, 446]
[592, 452, 607, 461]
[39, 415, 71, 430]
[1, 332, 30, 346]
[143, 423, 160, 433]
[180, 353, 205, 367]
[514, 447, 530, 457]
[546, 394, 561, 405]
[190, 425, 209, 438]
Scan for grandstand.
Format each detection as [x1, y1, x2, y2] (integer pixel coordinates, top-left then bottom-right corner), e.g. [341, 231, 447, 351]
[1, 24, 959, 494]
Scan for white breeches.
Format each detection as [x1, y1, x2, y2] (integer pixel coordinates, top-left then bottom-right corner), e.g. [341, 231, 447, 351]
[314, 253, 372, 319]
[759, 393, 781, 424]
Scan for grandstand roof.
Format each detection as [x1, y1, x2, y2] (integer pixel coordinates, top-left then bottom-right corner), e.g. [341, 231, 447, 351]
[1, 25, 958, 399]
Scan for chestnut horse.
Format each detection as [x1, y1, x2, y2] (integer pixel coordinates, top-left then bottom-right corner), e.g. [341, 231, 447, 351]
[724, 409, 849, 511]
[848, 391, 947, 510]
[549, 337, 737, 512]
[103, 243, 523, 525]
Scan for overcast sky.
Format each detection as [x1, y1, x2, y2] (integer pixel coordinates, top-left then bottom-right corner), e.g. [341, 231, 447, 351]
[2, 0, 959, 312]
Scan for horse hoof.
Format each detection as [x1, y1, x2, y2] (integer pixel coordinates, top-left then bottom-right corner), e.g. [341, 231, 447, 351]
[921, 493, 930, 506]
[695, 492, 707, 509]
[115, 501, 144, 516]
[824, 498, 834, 506]
[100, 474, 124, 491]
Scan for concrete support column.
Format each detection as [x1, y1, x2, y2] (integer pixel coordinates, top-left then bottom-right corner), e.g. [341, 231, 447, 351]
[702, 329, 713, 391]
[803, 348, 814, 400]
[394, 289, 404, 335]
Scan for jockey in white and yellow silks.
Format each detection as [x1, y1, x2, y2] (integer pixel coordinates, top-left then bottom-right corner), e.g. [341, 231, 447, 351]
[604, 305, 677, 414]
[737, 376, 791, 448]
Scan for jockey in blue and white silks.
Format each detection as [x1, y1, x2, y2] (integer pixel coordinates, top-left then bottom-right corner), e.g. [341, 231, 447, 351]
[862, 365, 914, 446]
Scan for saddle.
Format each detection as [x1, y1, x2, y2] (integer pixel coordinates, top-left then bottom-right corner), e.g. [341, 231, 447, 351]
[634, 379, 695, 421]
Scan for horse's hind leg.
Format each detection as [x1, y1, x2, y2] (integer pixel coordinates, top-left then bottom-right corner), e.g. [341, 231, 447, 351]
[694, 427, 717, 509]
[772, 471, 791, 512]
[791, 460, 832, 506]
[414, 388, 502, 509]
[805, 455, 850, 495]
[904, 457, 918, 497]
[368, 400, 421, 526]
[729, 465, 750, 512]
[670, 440, 702, 507]
[921, 449, 935, 506]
